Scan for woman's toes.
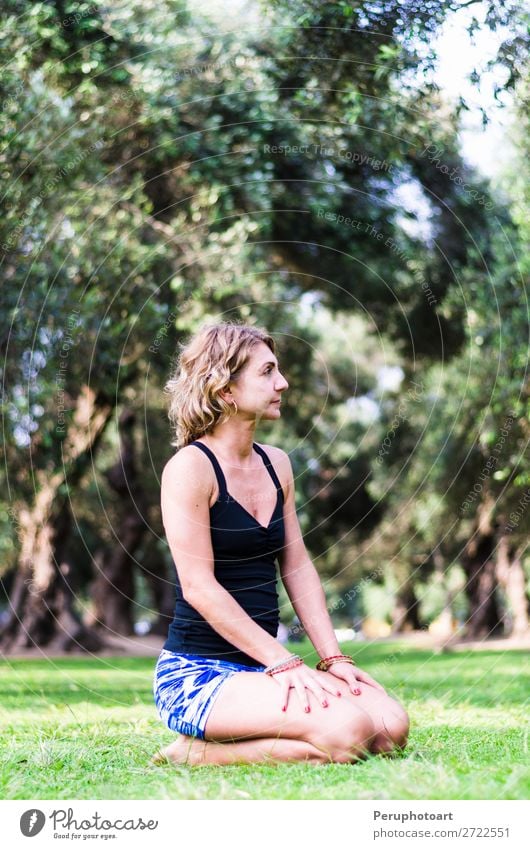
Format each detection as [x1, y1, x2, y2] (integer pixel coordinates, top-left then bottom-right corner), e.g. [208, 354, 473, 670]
[150, 748, 170, 765]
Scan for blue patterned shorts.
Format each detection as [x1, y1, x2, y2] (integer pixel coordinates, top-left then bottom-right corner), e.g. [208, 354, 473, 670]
[153, 650, 266, 740]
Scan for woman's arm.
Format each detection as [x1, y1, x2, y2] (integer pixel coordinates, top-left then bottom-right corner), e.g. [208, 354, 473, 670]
[161, 448, 293, 668]
[275, 447, 386, 694]
[274, 447, 340, 656]
[282, 558, 342, 660]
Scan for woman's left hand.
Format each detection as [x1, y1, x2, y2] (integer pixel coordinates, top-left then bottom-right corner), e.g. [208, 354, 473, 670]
[326, 662, 387, 696]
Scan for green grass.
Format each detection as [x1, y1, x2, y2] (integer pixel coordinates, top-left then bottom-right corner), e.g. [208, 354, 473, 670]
[1, 641, 529, 799]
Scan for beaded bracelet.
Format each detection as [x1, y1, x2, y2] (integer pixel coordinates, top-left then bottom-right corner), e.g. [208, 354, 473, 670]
[263, 655, 292, 675]
[264, 654, 303, 676]
[316, 654, 355, 672]
[269, 658, 304, 676]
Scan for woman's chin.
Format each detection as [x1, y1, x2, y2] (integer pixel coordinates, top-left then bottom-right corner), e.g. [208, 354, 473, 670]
[260, 407, 281, 420]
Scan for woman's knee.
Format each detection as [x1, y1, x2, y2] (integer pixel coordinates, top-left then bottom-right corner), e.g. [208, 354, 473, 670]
[308, 710, 376, 763]
[373, 701, 410, 753]
[388, 700, 410, 744]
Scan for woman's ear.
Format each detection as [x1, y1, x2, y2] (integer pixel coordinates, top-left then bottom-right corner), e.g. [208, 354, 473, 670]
[218, 384, 233, 404]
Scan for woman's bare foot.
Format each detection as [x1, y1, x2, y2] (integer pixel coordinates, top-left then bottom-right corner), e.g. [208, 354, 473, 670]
[151, 734, 198, 765]
[151, 734, 339, 767]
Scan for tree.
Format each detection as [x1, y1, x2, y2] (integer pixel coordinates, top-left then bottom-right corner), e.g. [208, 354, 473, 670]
[1, 0, 526, 650]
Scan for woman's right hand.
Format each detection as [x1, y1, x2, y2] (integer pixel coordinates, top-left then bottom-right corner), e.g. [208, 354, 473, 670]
[271, 663, 343, 713]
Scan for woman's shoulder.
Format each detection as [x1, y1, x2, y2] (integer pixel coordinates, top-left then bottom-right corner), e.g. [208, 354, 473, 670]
[255, 443, 292, 490]
[161, 444, 216, 493]
[255, 442, 288, 463]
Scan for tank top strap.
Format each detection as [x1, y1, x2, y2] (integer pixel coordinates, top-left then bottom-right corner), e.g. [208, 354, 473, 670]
[253, 443, 283, 496]
[189, 441, 228, 501]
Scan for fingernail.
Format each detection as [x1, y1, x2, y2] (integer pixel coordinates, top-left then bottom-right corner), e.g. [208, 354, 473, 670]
[304, 706, 310, 713]
[354, 689, 361, 695]
[322, 701, 328, 708]
[282, 706, 286, 712]
[337, 692, 342, 697]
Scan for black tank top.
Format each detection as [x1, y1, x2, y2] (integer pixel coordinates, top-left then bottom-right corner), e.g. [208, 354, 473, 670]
[163, 440, 285, 666]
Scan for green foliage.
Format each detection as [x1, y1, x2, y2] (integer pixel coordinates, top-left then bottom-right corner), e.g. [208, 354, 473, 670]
[1, 0, 528, 635]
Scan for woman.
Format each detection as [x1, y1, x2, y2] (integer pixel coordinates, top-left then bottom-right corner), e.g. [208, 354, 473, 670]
[152, 321, 409, 766]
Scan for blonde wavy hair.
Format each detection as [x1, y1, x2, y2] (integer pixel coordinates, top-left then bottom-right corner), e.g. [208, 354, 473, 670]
[164, 320, 276, 449]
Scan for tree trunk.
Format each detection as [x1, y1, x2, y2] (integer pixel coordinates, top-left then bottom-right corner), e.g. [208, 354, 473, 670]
[90, 408, 149, 636]
[461, 498, 503, 639]
[431, 545, 457, 638]
[390, 580, 421, 634]
[496, 535, 529, 636]
[0, 386, 113, 652]
[140, 553, 175, 636]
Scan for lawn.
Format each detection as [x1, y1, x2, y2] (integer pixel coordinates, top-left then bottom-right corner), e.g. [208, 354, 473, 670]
[1, 641, 528, 800]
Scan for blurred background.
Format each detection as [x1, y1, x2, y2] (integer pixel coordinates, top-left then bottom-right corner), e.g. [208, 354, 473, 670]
[1, 0, 528, 655]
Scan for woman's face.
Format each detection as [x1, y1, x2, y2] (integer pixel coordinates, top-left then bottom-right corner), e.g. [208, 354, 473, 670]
[225, 342, 289, 421]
